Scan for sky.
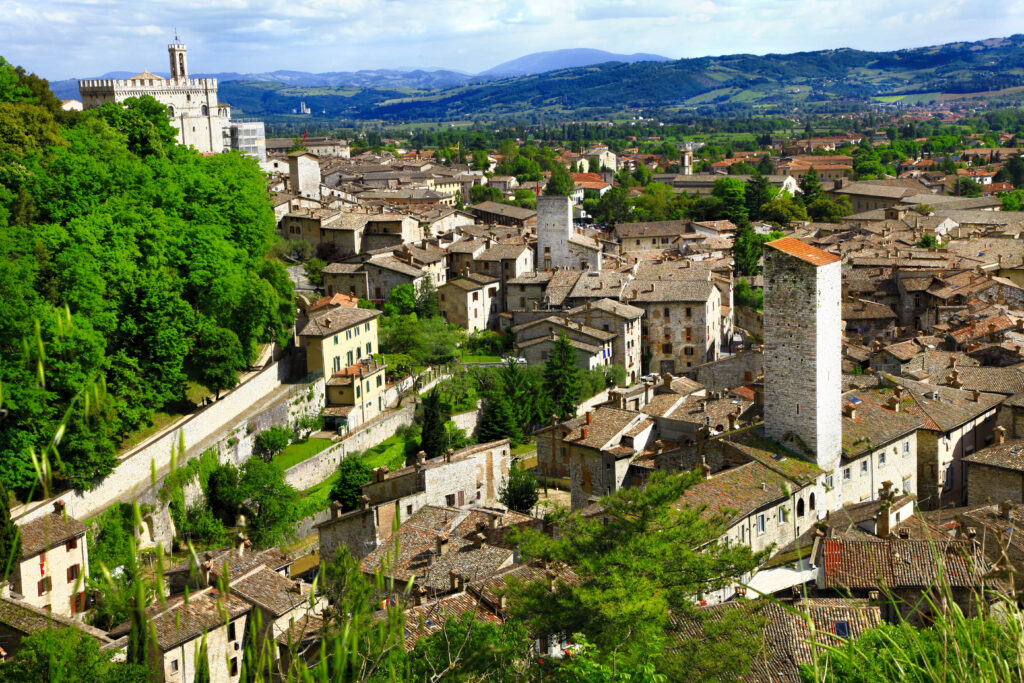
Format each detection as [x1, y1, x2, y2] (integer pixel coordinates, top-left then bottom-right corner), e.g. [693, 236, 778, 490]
[2, 0, 1024, 80]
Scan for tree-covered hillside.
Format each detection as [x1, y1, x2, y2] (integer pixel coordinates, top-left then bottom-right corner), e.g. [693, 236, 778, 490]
[0, 58, 293, 496]
[220, 34, 1024, 122]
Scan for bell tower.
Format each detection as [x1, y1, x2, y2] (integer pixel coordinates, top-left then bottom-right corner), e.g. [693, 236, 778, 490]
[168, 40, 188, 80]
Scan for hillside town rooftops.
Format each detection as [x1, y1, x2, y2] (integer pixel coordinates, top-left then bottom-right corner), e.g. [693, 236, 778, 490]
[766, 237, 842, 267]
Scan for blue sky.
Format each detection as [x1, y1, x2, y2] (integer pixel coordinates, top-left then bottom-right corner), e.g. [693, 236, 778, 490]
[2, 0, 1022, 80]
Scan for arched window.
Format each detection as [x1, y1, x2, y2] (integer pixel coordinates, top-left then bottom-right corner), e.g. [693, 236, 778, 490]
[796, 499, 805, 517]
[187, 93, 191, 103]
[201, 104, 209, 116]
[167, 105, 174, 117]
[178, 54, 185, 75]
[809, 492, 816, 511]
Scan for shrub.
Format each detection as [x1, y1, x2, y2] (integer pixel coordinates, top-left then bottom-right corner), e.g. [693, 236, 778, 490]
[254, 425, 291, 461]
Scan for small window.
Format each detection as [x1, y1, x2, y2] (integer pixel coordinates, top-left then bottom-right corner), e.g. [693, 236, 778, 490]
[826, 475, 834, 489]
[377, 375, 382, 387]
[230, 657, 238, 676]
[903, 441, 910, 454]
[797, 499, 805, 517]
[809, 493, 816, 511]
[445, 494, 456, 506]
[662, 343, 672, 353]
[365, 322, 370, 332]
[843, 468, 851, 481]
[366, 342, 372, 356]
[37, 577, 51, 596]
[229, 621, 237, 641]
[356, 385, 361, 398]
[778, 505, 787, 525]
[66, 538, 77, 551]
[756, 514, 766, 535]
[406, 504, 413, 516]
[685, 307, 692, 317]
[861, 461, 868, 474]
[834, 621, 850, 639]
[663, 307, 670, 319]
[67, 564, 80, 583]
[903, 477, 912, 493]
[879, 452, 886, 465]
[333, 334, 338, 345]
[171, 659, 179, 673]
[354, 326, 360, 337]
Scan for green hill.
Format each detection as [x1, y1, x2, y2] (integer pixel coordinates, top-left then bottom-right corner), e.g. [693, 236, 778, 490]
[220, 35, 1024, 122]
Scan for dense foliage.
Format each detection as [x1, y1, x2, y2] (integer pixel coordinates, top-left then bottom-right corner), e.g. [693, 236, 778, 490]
[0, 59, 293, 496]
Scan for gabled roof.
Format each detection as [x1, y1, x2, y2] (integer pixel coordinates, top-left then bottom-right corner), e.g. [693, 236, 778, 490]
[298, 306, 381, 338]
[19, 512, 87, 559]
[766, 237, 842, 267]
[150, 589, 251, 651]
[820, 538, 982, 589]
[230, 566, 309, 617]
[963, 439, 1024, 473]
[676, 460, 792, 526]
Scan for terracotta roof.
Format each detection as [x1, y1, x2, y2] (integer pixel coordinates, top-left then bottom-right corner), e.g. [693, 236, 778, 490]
[614, 220, 691, 238]
[19, 512, 87, 559]
[820, 538, 983, 589]
[766, 237, 841, 267]
[948, 315, 1018, 345]
[150, 589, 250, 651]
[129, 71, 164, 81]
[164, 547, 292, 582]
[561, 407, 643, 450]
[676, 460, 791, 526]
[310, 292, 360, 310]
[669, 598, 881, 682]
[840, 389, 923, 459]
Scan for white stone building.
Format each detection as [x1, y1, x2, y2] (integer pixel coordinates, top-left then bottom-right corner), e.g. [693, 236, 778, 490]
[78, 42, 229, 154]
[536, 196, 602, 271]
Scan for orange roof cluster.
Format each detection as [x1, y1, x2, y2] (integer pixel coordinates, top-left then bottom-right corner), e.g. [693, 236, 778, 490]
[766, 237, 841, 267]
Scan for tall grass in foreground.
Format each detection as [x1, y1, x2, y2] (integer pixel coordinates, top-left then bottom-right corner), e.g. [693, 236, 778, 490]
[800, 574, 1024, 682]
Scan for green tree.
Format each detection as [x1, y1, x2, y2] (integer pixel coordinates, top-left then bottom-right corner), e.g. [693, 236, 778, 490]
[304, 257, 327, 287]
[632, 163, 653, 186]
[414, 278, 440, 318]
[407, 613, 532, 682]
[760, 194, 809, 225]
[253, 425, 291, 462]
[470, 149, 490, 171]
[501, 357, 543, 433]
[0, 485, 19, 581]
[955, 177, 983, 197]
[545, 163, 575, 196]
[238, 458, 300, 547]
[95, 95, 178, 157]
[420, 389, 446, 459]
[917, 233, 940, 248]
[0, 627, 150, 683]
[507, 470, 767, 672]
[732, 222, 762, 276]
[470, 185, 504, 204]
[744, 173, 772, 221]
[806, 196, 852, 223]
[756, 155, 775, 175]
[499, 462, 539, 514]
[477, 388, 522, 445]
[711, 177, 748, 224]
[798, 168, 823, 204]
[330, 456, 373, 512]
[588, 185, 632, 226]
[383, 283, 417, 316]
[543, 333, 582, 421]
[206, 462, 244, 524]
[188, 321, 245, 399]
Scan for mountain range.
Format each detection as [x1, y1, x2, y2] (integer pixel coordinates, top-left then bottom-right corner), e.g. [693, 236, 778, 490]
[46, 48, 672, 100]
[48, 37, 1024, 122]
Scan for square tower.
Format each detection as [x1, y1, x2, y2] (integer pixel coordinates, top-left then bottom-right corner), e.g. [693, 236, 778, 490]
[536, 195, 573, 271]
[763, 237, 842, 471]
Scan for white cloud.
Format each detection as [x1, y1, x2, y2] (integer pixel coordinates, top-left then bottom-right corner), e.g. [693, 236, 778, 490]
[0, 0, 1015, 79]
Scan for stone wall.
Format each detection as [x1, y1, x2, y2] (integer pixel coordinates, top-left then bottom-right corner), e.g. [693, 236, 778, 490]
[689, 349, 763, 392]
[449, 402, 483, 435]
[966, 462, 1024, 506]
[733, 305, 764, 338]
[283, 441, 346, 491]
[14, 357, 302, 525]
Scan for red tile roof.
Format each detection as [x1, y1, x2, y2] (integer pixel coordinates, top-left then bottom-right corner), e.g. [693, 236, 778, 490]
[767, 237, 842, 267]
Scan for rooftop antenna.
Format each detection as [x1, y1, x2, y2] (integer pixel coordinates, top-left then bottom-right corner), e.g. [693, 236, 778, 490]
[174, 28, 180, 42]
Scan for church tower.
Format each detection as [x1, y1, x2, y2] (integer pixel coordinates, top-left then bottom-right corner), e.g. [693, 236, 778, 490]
[168, 42, 188, 80]
[763, 237, 842, 472]
[536, 195, 573, 271]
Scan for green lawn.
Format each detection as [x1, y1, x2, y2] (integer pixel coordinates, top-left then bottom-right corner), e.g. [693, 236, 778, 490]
[512, 438, 537, 456]
[359, 434, 411, 471]
[275, 438, 333, 470]
[303, 470, 339, 511]
[458, 352, 502, 364]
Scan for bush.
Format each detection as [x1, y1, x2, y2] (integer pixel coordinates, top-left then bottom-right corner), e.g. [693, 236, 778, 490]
[254, 425, 291, 461]
[329, 457, 373, 512]
[499, 462, 539, 513]
[735, 278, 764, 310]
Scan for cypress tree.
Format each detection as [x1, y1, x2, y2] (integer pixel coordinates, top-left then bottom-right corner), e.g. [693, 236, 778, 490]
[477, 389, 522, 445]
[420, 389, 446, 459]
[0, 486, 20, 581]
[543, 334, 582, 421]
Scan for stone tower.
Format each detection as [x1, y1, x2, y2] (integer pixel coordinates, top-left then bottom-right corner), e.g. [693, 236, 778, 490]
[168, 42, 188, 79]
[536, 195, 572, 271]
[681, 149, 693, 175]
[763, 237, 842, 472]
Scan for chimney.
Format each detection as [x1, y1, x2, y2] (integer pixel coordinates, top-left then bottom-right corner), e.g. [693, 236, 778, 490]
[999, 501, 1012, 519]
[289, 580, 303, 594]
[546, 569, 557, 592]
[971, 389, 981, 402]
[414, 586, 427, 607]
[234, 532, 250, 557]
[728, 412, 738, 431]
[487, 512, 501, 529]
[644, 381, 652, 405]
[416, 450, 427, 470]
[373, 466, 388, 482]
[53, 500, 66, 516]
[330, 500, 344, 519]
[436, 533, 450, 556]
[845, 404, 857, 421]
[995, 426, 1006, 444]
[701, 459, 712, 480]
[872, 339, 882, 352]
[948, 355, 957, 369]
[360, 494, 371, 510]
[449, 570, 463, 592]
[886, 395, 901, 412]
[586, 411, 593, 425]
[966, 526, 978, 539]
[581, 426, 588, 440]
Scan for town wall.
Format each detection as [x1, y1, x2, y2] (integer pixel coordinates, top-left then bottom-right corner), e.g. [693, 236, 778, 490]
[966, 462, 1024, 505]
